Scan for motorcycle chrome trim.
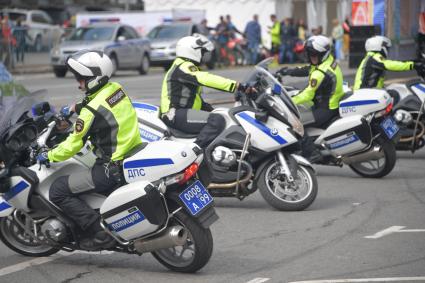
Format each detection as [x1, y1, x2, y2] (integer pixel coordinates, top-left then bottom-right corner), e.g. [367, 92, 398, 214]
[12, 210, 48, 244]
[277, 151, 294, 182]
[341, 145, 383, 165]
[133, 225, 188, 254]
[411, 99, 425, 152]
[207, 160, 253, 190]
[236, 133, 250, 198]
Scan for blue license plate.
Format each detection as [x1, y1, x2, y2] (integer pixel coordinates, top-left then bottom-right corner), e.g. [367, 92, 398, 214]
[381, 117, 399, 139]
[179, 180, 213, 216]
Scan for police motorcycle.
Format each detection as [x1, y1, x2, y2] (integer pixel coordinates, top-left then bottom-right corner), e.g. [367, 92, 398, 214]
[273, 60, 399, 178]
[0, 94, 217, 273]
[385, 73, 425, 152]
[134, 63, 318, 212]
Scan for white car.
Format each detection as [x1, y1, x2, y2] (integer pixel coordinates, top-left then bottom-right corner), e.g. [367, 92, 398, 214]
[1, 8, 64, 52]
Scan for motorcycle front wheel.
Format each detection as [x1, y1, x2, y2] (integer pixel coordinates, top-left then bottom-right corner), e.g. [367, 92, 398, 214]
[0, 215, 59, 257]
[152, 210, 213, 273]
[349, 140, 396, 178]
[258, 160, 318, 211]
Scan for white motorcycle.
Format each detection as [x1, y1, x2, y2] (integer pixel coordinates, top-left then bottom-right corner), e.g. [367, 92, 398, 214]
[133, 62, 318, 211]
[386, 78, 425, 152]
[274, 60, 399, 178]
[0, 95, 217, 273]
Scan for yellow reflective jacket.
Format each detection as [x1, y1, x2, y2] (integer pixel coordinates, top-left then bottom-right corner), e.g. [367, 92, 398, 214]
[353, 51, 414, 90]
[160, 57, 237, 114]
[292, 55, 344, 110]
[48, 82, 142, 162]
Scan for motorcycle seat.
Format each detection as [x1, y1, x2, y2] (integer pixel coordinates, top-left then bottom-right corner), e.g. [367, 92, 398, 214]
[167, 127, 198, 139]
[340, 91, 354, 101]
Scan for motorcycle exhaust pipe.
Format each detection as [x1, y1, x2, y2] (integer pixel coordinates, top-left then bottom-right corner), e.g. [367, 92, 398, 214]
[342, 146, 383, 165]
[207, 161, 253, 189]
[134, 225, 188, 254]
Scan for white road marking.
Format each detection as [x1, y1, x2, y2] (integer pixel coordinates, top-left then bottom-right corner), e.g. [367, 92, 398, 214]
[246, 278, 270, 283]
[364, 226, 405, 239]
[365, 226, 425, 239]
[0, 250, 113, 277]
[289, 277, 425, 283]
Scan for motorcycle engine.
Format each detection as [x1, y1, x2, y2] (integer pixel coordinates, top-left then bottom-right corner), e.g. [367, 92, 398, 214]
[212, 146, 237, 167]
[41, 219, 68, 242]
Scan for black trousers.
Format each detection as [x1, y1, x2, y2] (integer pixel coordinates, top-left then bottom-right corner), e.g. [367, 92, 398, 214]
[164, 108, 225, 148]
[49, 161, 119, 231]
[311, 107, 339, 129]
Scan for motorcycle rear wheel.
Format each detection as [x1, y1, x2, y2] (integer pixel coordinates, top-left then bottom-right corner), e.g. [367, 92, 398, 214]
[258, 160, 318, 211]
[151, 210, 213, 273]
[349, 141, 396, 178]
[0, 216, 59, 257]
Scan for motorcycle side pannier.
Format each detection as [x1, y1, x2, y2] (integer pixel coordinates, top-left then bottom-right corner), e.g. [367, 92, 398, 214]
[100, 181, 168, 241]
[316, 115, 372, 156]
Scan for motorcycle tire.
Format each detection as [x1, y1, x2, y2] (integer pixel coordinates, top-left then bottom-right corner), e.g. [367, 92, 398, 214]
[258, 160, 318, 211]
[0, 217, 60, 257]
[152, 210, 213, 273]
[349, 140, 397, 178]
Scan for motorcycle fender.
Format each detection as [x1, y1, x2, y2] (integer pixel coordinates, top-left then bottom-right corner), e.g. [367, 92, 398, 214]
[291, 154, 316, 173]
[0, 197, 14, 217]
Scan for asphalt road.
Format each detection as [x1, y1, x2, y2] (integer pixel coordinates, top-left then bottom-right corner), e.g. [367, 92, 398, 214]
[1, 66, 424, 283]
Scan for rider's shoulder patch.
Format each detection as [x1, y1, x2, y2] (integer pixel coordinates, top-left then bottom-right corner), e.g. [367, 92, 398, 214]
[189, 65, 198, 72]
[75, 118, 84, 133]
[310, 78, 318, 87]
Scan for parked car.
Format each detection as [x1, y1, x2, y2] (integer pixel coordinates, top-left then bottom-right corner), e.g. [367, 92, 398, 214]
[147, 22, 216, 70]
[1, 8, 64, 52]
[50, 24, 151, 77]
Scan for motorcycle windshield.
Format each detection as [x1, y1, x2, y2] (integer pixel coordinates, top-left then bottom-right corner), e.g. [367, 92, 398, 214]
[0, 89, 48, 137]
[243, 59, 303, 133]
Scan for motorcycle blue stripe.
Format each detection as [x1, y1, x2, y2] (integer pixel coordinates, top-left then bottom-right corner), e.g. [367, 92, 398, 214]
[412, 83, 425, 93]
[124, 158, 174, 169]
[237, 112, 287, 145]
[340, 100, 380, 107]
[3, 181, 29, 201]
[132, 103, 158, 111]
[0, 201, 12, 211]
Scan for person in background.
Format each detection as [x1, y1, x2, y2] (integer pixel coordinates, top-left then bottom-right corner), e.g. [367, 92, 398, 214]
[244, 14, 261, 65]
[1, 15, 13, 69]
[297, 18, 307, 41]
[13, 18, 31, 64]
[215, 16, 230, 66]
[226, 15, 242, 38]
[279, 18, 296, 64]
[332, 19, 344, 61]
[269, 14, 281, 62]
[343, 16, 351, 58]
[196, 19, 213, 37]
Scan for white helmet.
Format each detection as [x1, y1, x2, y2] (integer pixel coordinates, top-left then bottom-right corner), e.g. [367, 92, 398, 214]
[304, 35, 332, 65]
[365, 36, 392, 57]
[66, 50, 113, 94]
[176, 34, 214, 63]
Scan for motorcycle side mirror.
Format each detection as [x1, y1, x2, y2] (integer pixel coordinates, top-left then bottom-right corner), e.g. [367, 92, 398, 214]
[32, 102, 51, 116]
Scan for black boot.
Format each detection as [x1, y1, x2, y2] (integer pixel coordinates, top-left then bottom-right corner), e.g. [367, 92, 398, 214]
[79, 220, 116, 251]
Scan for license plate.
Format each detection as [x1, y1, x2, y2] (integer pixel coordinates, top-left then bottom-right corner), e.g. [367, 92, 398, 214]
[179, 180, 213, 216]
[381, 116, 399, 139]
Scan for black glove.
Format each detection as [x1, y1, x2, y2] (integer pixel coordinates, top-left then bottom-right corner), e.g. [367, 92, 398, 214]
[414, 61, 425, 77]
[276, 67, 289, 76]
[237, 83, 258, 96]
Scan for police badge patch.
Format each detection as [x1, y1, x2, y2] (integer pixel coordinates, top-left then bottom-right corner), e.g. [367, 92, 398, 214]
[189, 66, 198, 72]
[310, 78, 318, 87]
[75, 118, 84, 133]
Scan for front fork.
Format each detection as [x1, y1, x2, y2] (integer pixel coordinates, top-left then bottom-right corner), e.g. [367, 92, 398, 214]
[277, 152, 294, 182]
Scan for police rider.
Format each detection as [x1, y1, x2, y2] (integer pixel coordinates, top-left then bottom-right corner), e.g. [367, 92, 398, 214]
[276, 35, 344, 161]
[36, 51, 142, 250]
[353, 35, 424, 103]
[160, 34, 253, 148]
[277, 35, 344, 129]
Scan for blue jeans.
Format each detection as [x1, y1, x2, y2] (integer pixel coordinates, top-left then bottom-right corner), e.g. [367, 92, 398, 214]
[246, 42, 259, 65]
[279, 42, 294, 64]
[334, 39, 343, 60]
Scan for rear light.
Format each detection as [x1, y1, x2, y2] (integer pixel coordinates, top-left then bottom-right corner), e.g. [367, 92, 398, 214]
[385, 102, 393, 115]
[178, 162, 199, 185]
